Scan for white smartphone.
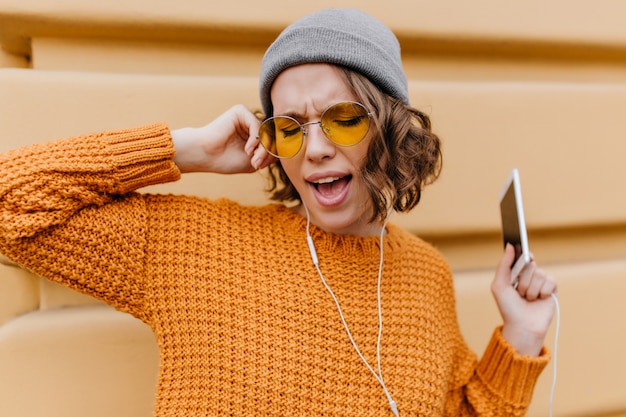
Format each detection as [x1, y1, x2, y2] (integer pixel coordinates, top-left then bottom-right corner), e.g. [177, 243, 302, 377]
[499, 168, 531, 284]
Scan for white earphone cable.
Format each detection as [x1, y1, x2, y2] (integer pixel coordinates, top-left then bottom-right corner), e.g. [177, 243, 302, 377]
[301, 203, 559, 417]
[549, 293, 560, 417]
[302, 203, 398, 417]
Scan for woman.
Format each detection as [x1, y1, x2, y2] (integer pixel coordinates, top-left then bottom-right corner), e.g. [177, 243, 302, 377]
[0, 8, 556, 416]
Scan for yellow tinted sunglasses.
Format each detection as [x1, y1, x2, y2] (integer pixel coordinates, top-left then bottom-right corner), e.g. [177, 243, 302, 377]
[258, 101, 372, 159]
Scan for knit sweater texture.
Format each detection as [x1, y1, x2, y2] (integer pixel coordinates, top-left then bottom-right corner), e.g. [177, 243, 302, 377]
[0, 123, 548, 416]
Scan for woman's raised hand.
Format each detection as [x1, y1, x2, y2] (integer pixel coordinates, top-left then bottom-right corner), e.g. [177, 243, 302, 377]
[491, 243, 558, 356]
[172, 104, 276, 174]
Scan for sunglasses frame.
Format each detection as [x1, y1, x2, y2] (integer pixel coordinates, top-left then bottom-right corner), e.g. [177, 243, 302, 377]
[257, 101, 373, 159]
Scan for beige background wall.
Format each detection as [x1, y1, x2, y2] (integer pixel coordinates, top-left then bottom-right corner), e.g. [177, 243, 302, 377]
[1, 1, 625, 416]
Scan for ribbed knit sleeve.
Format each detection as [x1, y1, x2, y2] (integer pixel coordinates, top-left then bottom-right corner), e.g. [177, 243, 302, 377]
[0, 123, 180, 319]
[0, 123, 179, 239]
[465, 327, 549, 416]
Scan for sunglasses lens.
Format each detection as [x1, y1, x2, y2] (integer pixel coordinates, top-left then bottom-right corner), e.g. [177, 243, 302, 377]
[258, 116, 303, 158]
[258, 102, 370, 158]
[321, 102, 370, 146]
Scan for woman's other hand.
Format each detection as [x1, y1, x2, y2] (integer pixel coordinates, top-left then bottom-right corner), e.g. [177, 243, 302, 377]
[491, 243, 558, 356]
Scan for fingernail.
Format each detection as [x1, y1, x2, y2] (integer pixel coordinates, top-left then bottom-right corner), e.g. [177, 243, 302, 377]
[251, 155, 259, 170]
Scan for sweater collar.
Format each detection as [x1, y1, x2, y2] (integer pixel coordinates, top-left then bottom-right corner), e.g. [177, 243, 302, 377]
[271, 204, 405, 257]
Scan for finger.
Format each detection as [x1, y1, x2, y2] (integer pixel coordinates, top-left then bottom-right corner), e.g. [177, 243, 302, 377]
[250, 145, 275, 170]
[538, 274, 558, 299]
[515, 261, 536, 298]
[522, 266, 546, 301]
[226, 104, 259, 153]
[258, 153, 277, 170]
[244, 127, 262, 157]
[244, 136, 258, 157]
[492, 243, 515, 293]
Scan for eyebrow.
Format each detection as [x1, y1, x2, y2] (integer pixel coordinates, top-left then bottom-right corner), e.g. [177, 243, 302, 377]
[278, 111, 302, 119]
[276, 107, 322, 123]
[273, 105, 328, 120]
[273, 101, 351, 120]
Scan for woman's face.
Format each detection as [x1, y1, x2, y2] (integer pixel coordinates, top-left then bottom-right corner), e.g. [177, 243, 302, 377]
[270, 64, 381, 236]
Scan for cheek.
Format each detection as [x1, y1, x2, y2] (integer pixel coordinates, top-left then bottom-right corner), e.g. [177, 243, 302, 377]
[280, 159, 295, 177]
[350, 139, 376, 192]
[351, 141, 371, 171]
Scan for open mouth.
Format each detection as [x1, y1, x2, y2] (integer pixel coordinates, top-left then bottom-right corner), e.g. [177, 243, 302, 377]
[308, 175, 352, 203]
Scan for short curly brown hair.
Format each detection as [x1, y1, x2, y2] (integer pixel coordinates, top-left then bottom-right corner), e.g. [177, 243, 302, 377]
[263, 67, 442, 223]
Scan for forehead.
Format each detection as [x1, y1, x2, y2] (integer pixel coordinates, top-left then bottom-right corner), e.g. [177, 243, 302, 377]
[270, 64, 357, 117]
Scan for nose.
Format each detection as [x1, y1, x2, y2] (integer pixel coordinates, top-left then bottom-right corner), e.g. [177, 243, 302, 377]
[302, 122, 336, 161]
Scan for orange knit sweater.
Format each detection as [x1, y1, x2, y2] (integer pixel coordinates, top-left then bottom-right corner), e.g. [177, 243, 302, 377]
[0, 123, 548, 416]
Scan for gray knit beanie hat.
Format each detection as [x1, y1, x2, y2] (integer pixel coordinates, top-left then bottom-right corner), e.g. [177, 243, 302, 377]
[259, 8, 409, 116]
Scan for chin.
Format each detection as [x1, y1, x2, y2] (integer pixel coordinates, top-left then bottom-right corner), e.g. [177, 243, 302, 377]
[310, 208, 375, 236]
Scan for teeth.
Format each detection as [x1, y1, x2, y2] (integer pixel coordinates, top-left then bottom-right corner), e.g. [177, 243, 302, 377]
[314, 177, 340, 184]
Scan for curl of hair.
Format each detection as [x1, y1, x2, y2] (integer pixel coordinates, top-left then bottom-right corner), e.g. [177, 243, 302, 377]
[263, 67, 442, 223]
